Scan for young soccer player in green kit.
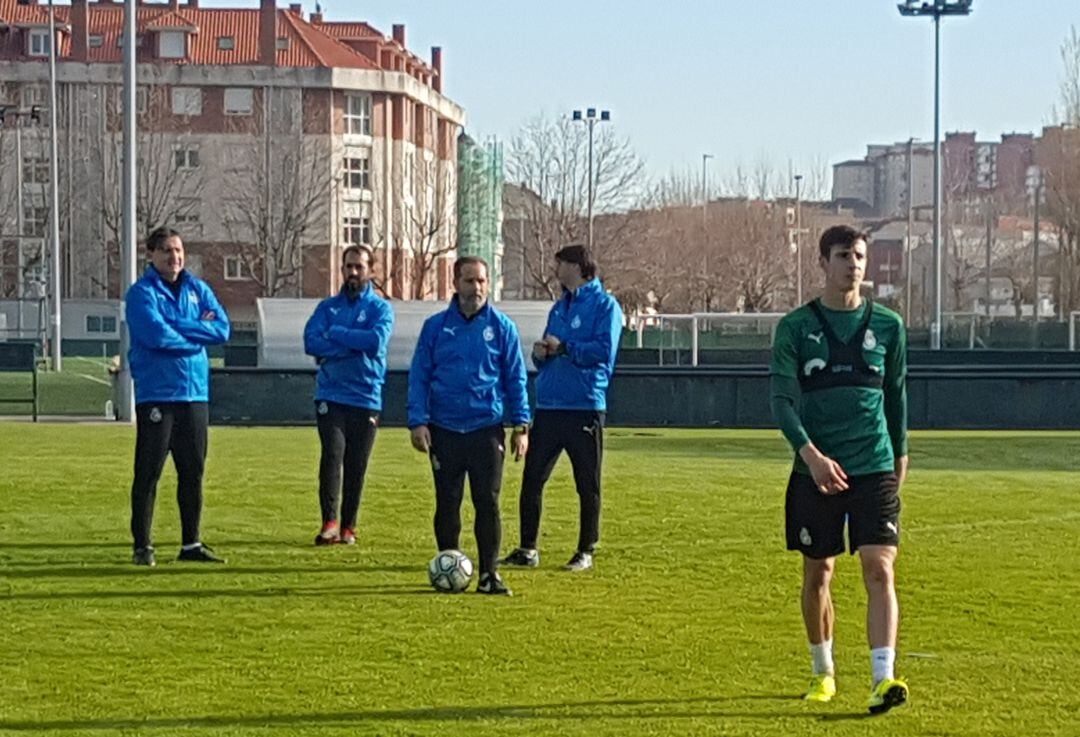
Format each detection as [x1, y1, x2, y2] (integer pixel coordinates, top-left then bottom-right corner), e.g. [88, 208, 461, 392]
[770, 225, 910, 714]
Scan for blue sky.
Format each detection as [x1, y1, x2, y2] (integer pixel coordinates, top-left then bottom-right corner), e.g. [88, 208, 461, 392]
[206, 1, 1078, 186]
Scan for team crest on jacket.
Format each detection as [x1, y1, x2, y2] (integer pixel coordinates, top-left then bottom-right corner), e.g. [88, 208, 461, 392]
[571, 316, 582, 329]
[188, 293, 199, 304]
[357, 311, 366, 324]
[863, 329, 877, 351]
[149, 407, 162, 423]
[483, 326, 495, 342]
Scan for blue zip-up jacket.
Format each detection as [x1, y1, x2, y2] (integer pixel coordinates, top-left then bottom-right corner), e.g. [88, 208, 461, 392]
[126, 266, 231, 404]
[407, 297, 530, 433]
[534, 278, 623, 411]
[303, 283, 394, 411]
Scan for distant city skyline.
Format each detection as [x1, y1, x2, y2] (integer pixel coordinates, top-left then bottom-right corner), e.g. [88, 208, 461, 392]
[208, 1, 1076, 192]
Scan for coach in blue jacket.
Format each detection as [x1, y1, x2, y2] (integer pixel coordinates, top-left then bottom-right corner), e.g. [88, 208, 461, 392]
[407, 256, 530, 595]
[502, 244, 623, 573]
[303, 245, 393, 546]
[126, 227, 231, 566]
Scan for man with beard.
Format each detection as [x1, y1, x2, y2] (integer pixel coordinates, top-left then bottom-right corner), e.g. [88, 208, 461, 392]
[303, 245, 394, 545]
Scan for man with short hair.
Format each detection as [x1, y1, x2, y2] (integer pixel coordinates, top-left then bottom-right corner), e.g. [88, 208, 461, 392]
[303, 245, 393, 546]
[502, 243, 623, 572]
[407, 256, 530, 596]
[770, 225, 909, 714]
[126, 227, 231, 566]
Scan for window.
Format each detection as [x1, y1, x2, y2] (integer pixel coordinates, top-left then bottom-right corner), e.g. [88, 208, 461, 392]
[344, 156, 370, 190]
[224, 255, 252, 281]
[21, 84, 46, 107]
[159, 31, 186, 59]
[89, 35, 104, 49]
[275, 36, 290, 50]
[344, 93, 371, 136]
[171, 87, 202, 116]
[217, 36, 235, 51]
[23, 205, 48, 237]
[117, 34, 144, 48]
[28, 29, 50, 57]
[22, 155, 50, 185]
[174, 200, 202, 237]
[85, 315, 118, 334]
[136, 87, 148, 115]
[173, 145, 200, 170]
[224, 88, 253, 116]
[343, 216, 371, 247]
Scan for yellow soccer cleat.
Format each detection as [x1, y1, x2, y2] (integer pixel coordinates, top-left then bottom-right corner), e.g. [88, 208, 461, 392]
[867, 677, 909, 714]
[803, 674, 837, 702]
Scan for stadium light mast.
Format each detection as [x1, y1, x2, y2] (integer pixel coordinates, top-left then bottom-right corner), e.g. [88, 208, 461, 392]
[898, 0, 973, 349]
[571, 108, 610, 251]
[47, 0, 62, 371]
[117, 0, 139, 422]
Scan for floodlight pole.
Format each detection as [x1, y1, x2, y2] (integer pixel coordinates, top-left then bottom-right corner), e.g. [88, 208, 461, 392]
[572, 108, 610, 251]
[117, 0, 138, 422]
[898, 0, 974, 349]
[47, 0, 62, 371]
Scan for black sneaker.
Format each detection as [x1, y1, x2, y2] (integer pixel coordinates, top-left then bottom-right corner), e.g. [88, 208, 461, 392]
[500, 547, 540, 568]
[476, 572, 512, 596]
[132, 546, 156, 567]
[563, 551, 593, 572]
[177, 544, 226, 563]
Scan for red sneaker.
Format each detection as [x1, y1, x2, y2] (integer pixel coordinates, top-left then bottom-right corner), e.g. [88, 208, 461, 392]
[340, 528, 357, 545]
[314, 521, 340, 546]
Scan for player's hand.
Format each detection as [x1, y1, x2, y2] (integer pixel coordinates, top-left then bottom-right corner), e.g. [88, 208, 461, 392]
[894, 454, 909, 489]
[532, 340, 551, 358]
[544, 335, 563, 354]
[410, 425, 431, 453]
[200, 310, 216, 321]
[800, 444, 849, 494]
[510, 428, 528, 461]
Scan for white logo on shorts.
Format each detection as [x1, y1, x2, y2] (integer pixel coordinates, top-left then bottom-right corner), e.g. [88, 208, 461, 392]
[799, 527, 813, 546]
[430, 454, 441, 471]
[886, 521, 898, 534]
[483, 326, 495, 342]
[571, 316, 582, 329]
[149, 407, 162, 423]
[317, 402, 329, 416]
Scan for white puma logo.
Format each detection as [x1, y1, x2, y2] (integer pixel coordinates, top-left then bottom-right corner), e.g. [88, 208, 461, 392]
[807, 332, 824, 344]
[886, 521, 898, 534]
[329, 307, 340, 315]
[582, 425, 596, 435]
[442, 327, 457, 337]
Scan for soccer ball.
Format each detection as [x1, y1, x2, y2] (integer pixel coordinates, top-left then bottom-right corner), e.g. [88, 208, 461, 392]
[427, 549, 474, 593]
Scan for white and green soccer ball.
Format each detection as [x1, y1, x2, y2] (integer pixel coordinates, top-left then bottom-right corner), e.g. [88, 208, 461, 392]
[427, 549, 474, 593]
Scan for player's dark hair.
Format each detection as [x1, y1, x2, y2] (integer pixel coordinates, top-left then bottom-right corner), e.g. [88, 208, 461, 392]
[819, 225, 870, 260]
[146, 227, 182, 251]
[342, 245, 373, 266]
[555, 243, 596, 280]
[453, 255, 488, 280]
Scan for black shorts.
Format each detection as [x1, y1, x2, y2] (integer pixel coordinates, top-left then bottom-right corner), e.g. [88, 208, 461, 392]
[785, 470, 901, 558]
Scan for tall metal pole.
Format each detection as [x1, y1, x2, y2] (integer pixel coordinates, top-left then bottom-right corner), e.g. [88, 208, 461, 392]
[931, 12, 943, 349]
[794, 174, 803, 305]
[984, 197, 992, 318]
[1033, 172, 1042, 326]
[47, 0, 62, 371]
[905, 138, 915, 324]
[702, 153, 712, 308]
[586, 118, 594, 251]
[117, 0, 138, 422]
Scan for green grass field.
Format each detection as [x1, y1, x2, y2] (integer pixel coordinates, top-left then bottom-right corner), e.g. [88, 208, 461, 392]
[1, 425, 1077, 737]
[0, 359, 112, 417]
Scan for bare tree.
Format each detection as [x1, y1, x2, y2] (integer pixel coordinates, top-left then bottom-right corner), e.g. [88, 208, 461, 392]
[222, 88, 334, 298]
[1043, 26, 1080, 315]
[506, 112, 645, 298]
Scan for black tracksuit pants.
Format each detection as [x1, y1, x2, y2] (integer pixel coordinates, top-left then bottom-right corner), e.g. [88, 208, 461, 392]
[130, 402, 209, 550]
[316, 402, 379, 529]
[429, 424, 505, 576]
[518, 409, 604, 554]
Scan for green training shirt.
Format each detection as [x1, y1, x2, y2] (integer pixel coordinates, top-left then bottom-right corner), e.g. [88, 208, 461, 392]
[769, 298, 907, 476]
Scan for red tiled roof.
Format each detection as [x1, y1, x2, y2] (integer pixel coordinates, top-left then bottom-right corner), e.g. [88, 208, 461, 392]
[312, 21, 383, 40]
[143, 10, 198, 32]
[0, 1, 384, 69]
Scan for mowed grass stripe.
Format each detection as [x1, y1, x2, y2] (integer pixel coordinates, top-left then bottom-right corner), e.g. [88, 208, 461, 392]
[1, 425, 1077, 737]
